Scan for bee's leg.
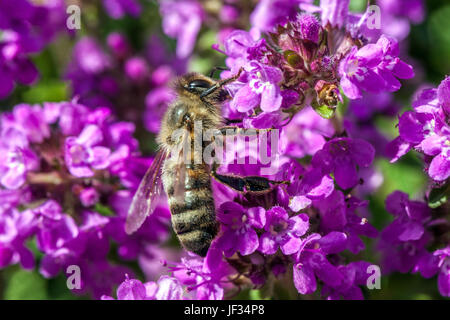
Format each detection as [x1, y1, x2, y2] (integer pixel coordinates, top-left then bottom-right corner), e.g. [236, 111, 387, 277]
[218, 126, 273, 136]
[223, 118, 243, 125]
[200, 67, 244, 98]
[208, 66, 230, 78]
[211, 171, 246, 192]
[210, 164, 289, 194]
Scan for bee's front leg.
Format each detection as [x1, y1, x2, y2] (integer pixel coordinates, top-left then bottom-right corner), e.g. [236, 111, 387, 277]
[217, 126, 274, 136]
[208, 66, 229, 78]
[210, 164, 289, 194]
[200, 68, 244, 99]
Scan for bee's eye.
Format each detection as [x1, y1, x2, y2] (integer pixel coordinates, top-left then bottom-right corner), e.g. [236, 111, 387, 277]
[187, 79, 211, 91]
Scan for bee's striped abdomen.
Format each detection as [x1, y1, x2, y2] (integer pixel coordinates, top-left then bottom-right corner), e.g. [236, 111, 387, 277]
[163, 161, 217, 257]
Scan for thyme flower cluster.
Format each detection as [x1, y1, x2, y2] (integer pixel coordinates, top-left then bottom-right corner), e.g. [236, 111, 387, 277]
[0, 0, 448, 300]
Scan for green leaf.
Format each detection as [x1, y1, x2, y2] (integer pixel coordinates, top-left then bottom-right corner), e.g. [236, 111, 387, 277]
[248, 289, 260, 300]
[428, 5, 450, 78]
[26, 238, 44, 261]
[428, 184, 449, 209]
[376, 158, 426, 199]
[189, 57, 214, 74]
[48, 275, 85, 300]
[349, 0, 367, 12]
[94, 203, 115, 216]
[4, 269, 48, 300]
[284, 50, 302, 68]
[197, 29, 217, 51]
[313, 104, 335, 119]
[22, 81, 68, 103]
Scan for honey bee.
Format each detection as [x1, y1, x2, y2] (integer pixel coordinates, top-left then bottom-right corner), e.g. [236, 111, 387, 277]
[125, 69, 286, 257]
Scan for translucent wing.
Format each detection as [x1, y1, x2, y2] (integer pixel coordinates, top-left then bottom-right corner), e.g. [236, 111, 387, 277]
[125, 149, 167, 234]
[172, 150, 187, 204]
[170, 129, 191, 205]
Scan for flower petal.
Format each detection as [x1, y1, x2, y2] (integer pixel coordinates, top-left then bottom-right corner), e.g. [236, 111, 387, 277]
[293, 264, 317, 294]
[340, 76, 361, 100]
[258, 232, 277, 255]
[334, 157, 358, 189]
[232, 85, 260, 112]
[428, 154, 450, 181]
[237, 229, 259, 256]
[260, 83, 282, 112]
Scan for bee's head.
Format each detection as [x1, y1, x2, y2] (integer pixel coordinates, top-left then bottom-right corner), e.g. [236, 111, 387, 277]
[185, 78, 212, 95]
[174, 73, 229, 103]
[174, 73, 214, 95]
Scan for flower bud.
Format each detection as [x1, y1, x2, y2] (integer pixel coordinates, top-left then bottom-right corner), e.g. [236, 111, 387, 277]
[107, 32, 131, 59]
[315, 80, 341, 107]
[124, 57, 150, 83]
[298, 14, 322, 44]
[284, 50, 303, 68]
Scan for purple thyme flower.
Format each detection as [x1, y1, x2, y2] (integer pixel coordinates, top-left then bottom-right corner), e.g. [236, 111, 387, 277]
[313, 190, 378, 253]
[80, 187, 100, 207]
[219, 29, 267, 75]
[124, 56, 150, 83]
[216, 202, 265, 257]
[293, 232, 346, 295]
[348, 92, 400, 121]
[64, 124, 111, 178]
[286, 162, 335, 212]
[75, 260, 132, 299]
[68, 37, 111, 76]
[384, 191, 431, 242]
[0, 41, 39, 98]
[259, 206, 309, 255]
[312, 137, 375, 190]
[1, 103, 50, 143]
[375, 0, 425, 40]
[321, 261, 372, 300]
[433, 247, 450, 297]
[102, 0, 141, 19]
[339, 35, 414, 99]
[250, 0, 313, 32]
[284, 106, 335, 159]
[145, 86, 175, 134]
[102, 275, 184, 300]
[438, 76, 450, 116]
[219, 5, 240, 24]
[230, 61, 284, 113]
[170, 245, 234, 300]
[0, 131, 39, 190]
[35, 201, 83, 278]
[107, 198, 170, 260]
[42, 100, 90, 136]
[159, 0, 204, 58]
[297, 13, 322, 44]
[0, 0, 66, 98]
[0, 100, 164, 299]
[0, 207, 37, 269]
[378, 0, 424, 25]
[378, 191, 434, 274]
[320, 0, 350, 28]
[66, 34, 185, 133]
[387, 77, 450, 181]
[107, 32, 131, 59]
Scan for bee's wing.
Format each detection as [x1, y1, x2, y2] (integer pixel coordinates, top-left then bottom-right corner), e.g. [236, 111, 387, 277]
[172, 129, 196, 204]
[125, 149, 167, 234]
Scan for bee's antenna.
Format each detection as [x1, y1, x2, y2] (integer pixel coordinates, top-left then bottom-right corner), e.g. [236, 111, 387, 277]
[200, 67, 244, 98]
[208, 66, 229, 78]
